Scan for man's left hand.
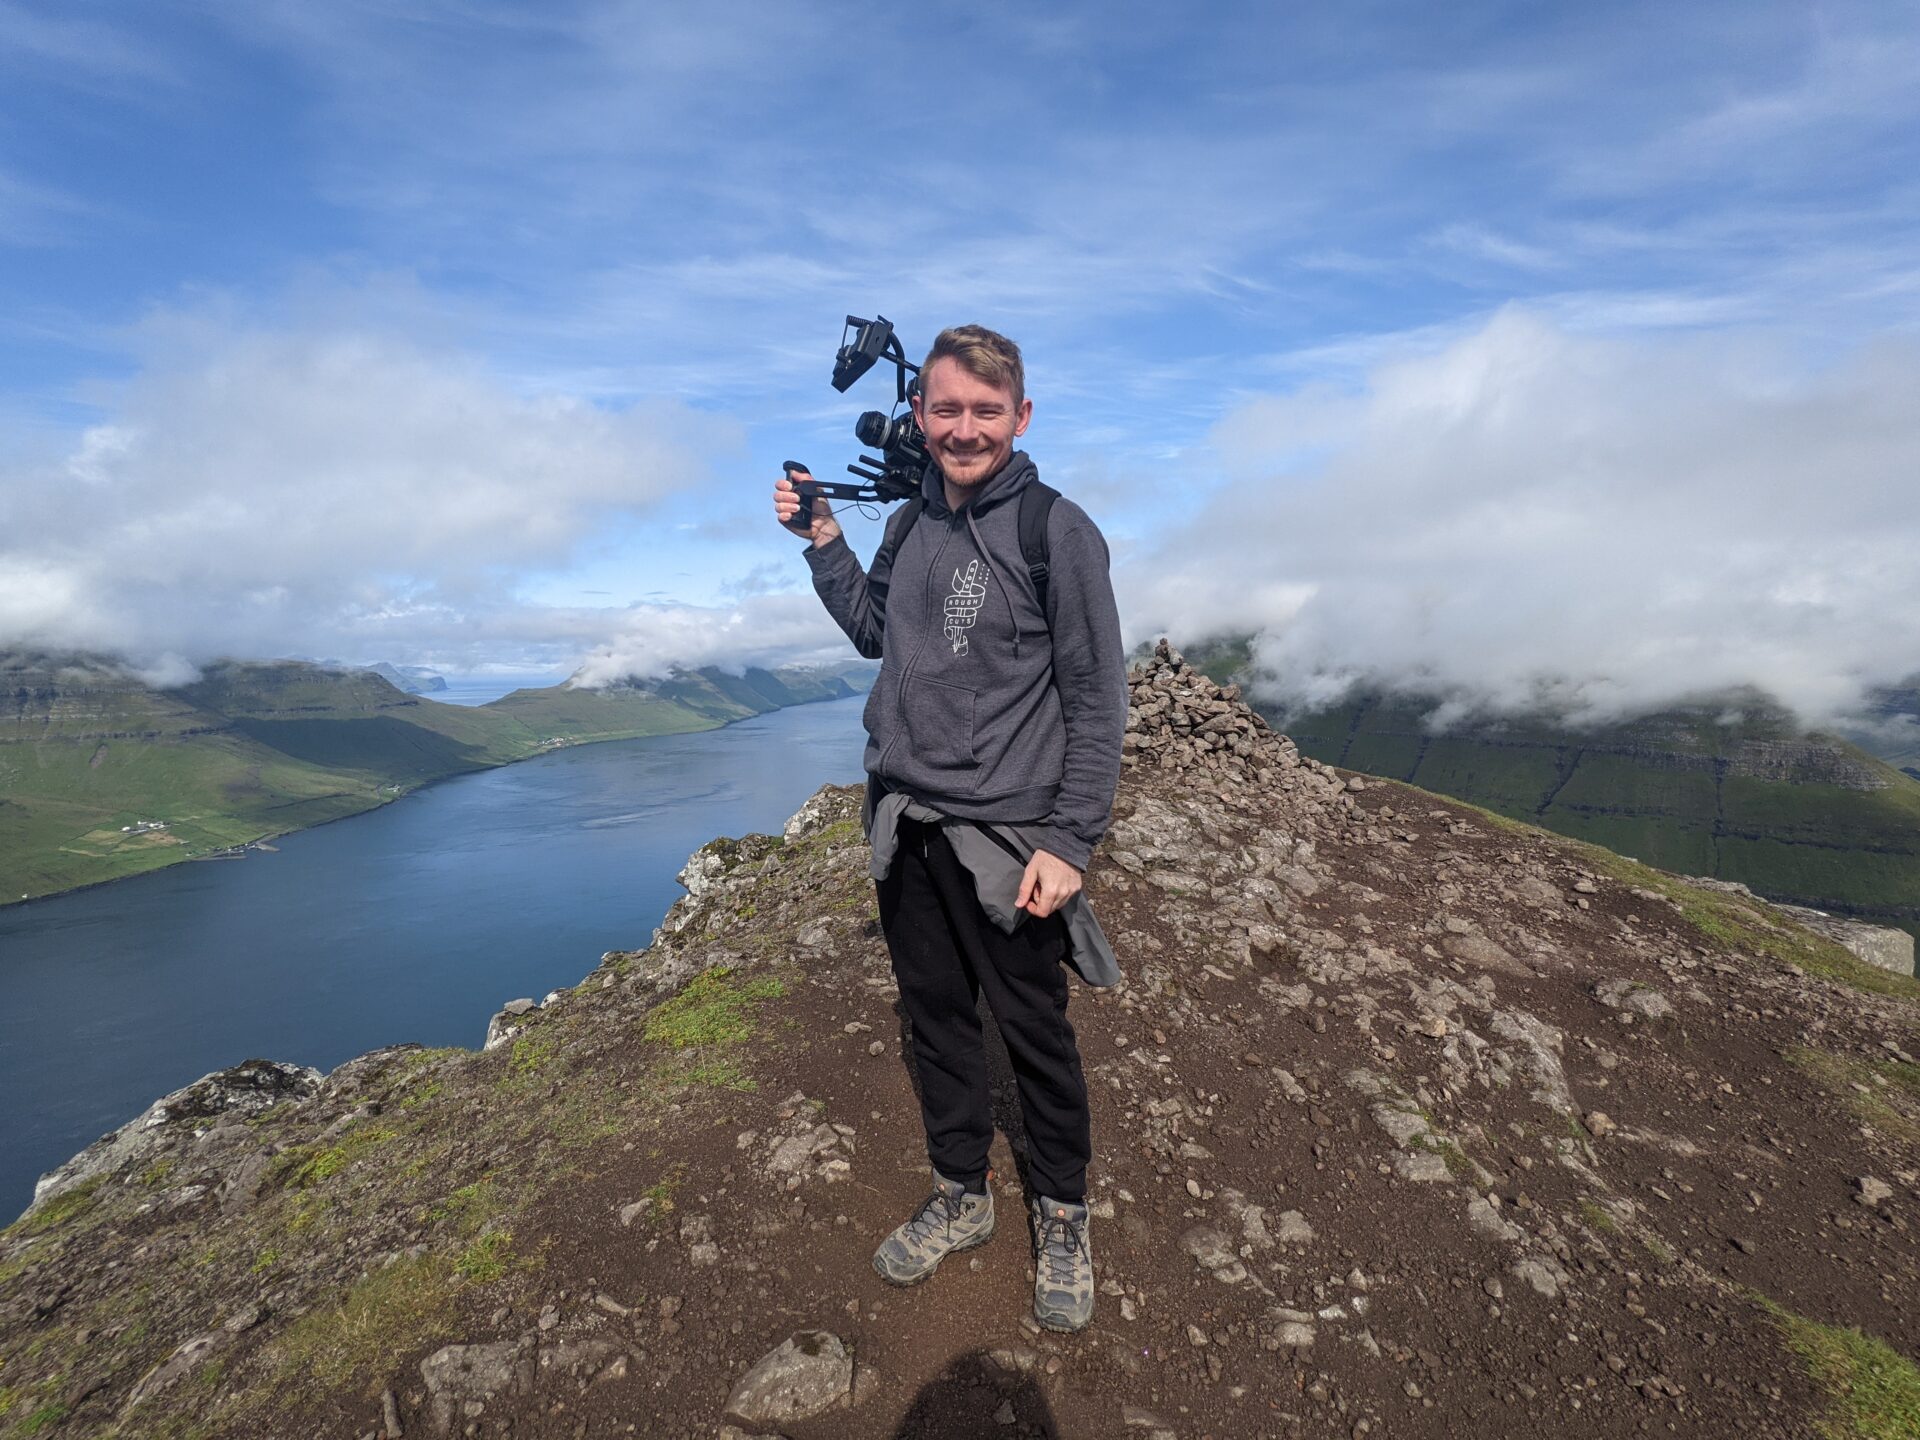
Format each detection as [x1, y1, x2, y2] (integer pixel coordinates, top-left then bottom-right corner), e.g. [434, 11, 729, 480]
[1016, 848, 1083, 919]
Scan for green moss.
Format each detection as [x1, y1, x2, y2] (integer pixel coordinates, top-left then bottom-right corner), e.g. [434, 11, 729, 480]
[1760, 1296, 1920, 1439]
[140, 1157, 177, 1188]
[251, 1246, 282, 1273]
[269, 1254, 458, 1397]
[643, 967, 785, 1049]
[1641, 1233, 1674, 1265]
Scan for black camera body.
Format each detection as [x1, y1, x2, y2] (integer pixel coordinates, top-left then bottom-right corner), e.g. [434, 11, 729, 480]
[784, 315, 927, 533]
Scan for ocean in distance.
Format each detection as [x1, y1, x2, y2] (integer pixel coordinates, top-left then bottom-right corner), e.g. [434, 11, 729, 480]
[0, 694, 868, 1220]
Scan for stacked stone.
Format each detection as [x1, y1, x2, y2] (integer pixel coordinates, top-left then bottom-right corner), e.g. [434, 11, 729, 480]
[1124, 639, 1303, 783]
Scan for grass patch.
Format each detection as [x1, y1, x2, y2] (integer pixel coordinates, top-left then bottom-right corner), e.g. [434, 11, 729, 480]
[1409, 1132, 1475, 1180]
[19, 1403, 69, 1434]
[1787, 1048, 1920, 1145]
[1578, 1198, 1622, 1236]
[656, 1057, 757, 1092]
[1579, 848, 1920, 1000]
[455, 1229, 516, 1284]
[1759, 1295, 1920, 1439]
[507, 1028, 561, 1079]
[9, 1176, 106, 1236]
[270, 1253, 459, 1397]
[643, 967, 785, 1049]
[550, 1093, 630, 1149]
[1641, 1232, 1674, 1264]
[635, 1167, 686, 1222]
[280, 1126, 398, 1190]
[429, 1178, 499, 1234]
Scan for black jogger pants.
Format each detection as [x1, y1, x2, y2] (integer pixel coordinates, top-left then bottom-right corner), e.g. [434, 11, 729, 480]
[876, 816, 1091, 1203]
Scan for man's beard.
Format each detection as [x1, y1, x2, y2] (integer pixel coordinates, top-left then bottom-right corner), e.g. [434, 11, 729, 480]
[940, 450, 1005, 487]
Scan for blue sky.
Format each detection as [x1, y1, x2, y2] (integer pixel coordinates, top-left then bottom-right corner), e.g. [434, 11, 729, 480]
[3, 1, 1917, 719]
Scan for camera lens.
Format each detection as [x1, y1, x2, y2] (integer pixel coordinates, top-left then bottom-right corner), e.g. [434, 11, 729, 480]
[854, 410, 893, 449]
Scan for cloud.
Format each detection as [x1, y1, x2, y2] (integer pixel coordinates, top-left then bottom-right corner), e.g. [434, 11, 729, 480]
[1124, 308, 1920, 727]
[567, 594, 850, 687]
[0, 300, 734, 666]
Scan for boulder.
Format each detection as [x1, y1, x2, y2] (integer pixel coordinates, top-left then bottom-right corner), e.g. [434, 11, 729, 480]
[725, 1331, 853, 1427]
[28, 1059, 320, 1220]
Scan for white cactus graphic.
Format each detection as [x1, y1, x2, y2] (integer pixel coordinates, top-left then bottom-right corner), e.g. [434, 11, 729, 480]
[944, 560, 988, 655]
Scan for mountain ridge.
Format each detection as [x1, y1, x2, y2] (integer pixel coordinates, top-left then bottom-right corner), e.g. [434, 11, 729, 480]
[1, 644, 1914, 1438]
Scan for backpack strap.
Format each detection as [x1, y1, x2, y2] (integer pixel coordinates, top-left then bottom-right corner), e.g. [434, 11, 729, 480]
[1018, 480, 1060, 622]
[874, 497, 924, 575]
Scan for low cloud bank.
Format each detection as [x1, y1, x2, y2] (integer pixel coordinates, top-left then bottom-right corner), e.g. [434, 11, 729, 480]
[567, 596, 852, 687]
[0, 307, 729, 669]
[1123, 309, 1920, 728]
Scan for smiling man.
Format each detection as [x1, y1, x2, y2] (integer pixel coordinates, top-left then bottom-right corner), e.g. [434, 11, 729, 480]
[773, 324, 1127, 1332]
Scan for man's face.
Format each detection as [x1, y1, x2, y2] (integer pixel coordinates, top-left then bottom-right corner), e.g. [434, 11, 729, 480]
[912, 357, 1033, 492]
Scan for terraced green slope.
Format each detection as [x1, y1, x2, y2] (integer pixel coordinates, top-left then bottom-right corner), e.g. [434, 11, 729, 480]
[1, 654, 865, 905]
[1172, 638, 1920, 941]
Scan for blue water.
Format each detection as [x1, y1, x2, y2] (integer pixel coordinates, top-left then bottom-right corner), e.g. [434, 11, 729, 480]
[0, 697, 867, 1220]
[430, 673, 570, 706]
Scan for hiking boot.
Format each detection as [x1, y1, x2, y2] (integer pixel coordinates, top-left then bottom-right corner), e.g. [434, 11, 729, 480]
[1030, 1193, 1094, 1332]
[872, 1172, 995, 1286]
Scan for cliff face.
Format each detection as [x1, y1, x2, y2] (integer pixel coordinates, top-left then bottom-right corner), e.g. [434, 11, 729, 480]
[3, 646, 1918, 1440]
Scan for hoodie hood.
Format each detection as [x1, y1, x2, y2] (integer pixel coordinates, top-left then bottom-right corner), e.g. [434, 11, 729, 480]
[920, 449, 1038, 520]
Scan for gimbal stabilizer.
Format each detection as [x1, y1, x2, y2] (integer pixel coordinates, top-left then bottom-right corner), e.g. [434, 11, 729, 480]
[783, 315, 929, 535]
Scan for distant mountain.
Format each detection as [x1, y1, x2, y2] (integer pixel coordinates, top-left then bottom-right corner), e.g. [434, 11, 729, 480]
[1168, 636, 1920, 942]
[362, 662, 448, 694]
[0, 653, 869, 906]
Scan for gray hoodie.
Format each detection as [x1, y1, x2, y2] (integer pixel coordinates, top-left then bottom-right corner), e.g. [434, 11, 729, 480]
[804, 450, 1127, 870]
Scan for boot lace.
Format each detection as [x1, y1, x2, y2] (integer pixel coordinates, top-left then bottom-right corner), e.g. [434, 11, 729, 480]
[1036, 1208, 1086, 1288]
[905, 1186, 966, 1244]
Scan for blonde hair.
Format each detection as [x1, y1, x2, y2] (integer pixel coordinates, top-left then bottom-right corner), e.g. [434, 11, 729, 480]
[922, 325, 1026, 408]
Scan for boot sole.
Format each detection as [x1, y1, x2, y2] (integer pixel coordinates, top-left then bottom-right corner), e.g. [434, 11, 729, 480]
[1033, 1302, 1093, 1333]
[871, 1213, 997, 1287]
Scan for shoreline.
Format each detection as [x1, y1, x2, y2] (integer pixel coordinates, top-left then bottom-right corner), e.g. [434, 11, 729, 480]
[1, 692, 860, 914]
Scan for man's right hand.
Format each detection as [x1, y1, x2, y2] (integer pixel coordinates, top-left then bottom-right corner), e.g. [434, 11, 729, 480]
[774, 469, 842, 548]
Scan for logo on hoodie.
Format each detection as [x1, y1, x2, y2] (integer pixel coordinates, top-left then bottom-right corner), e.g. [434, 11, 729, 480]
[944, 559, 988, 655]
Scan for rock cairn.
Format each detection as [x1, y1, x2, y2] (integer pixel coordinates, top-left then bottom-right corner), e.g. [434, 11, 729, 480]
[1124, 639, 1296, 781]
[1125, 638, 1359, 810]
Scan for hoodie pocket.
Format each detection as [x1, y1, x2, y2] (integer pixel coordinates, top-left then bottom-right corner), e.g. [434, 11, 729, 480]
[899, 673, 978, 787]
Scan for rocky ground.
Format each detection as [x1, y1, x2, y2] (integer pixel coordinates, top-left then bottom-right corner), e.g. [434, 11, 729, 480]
[3, 644, 1918, 1440]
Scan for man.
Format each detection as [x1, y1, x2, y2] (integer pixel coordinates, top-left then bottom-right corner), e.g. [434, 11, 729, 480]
[772, 324, 1126, 1332]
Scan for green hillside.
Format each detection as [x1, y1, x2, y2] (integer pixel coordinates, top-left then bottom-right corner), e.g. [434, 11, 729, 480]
[0, 654, 866, 906]
[1172, 637, 1920, 942]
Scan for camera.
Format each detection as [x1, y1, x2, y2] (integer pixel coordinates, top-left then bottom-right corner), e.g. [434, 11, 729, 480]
[783, 315, 927, 533]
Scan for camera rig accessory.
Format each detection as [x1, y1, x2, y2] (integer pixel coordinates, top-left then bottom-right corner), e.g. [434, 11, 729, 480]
[783, 315, 930, 536]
